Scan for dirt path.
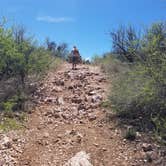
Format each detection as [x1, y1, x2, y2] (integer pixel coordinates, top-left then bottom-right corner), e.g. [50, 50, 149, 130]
[17, 63, 146, 166]
[1, 64, 150, 165]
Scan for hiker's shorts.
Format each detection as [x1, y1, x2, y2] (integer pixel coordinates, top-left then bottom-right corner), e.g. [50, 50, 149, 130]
[72, 56, 78, 64]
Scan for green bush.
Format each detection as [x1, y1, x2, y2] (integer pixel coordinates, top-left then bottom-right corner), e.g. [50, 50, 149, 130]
[99, 22, 166, 140]
[0, 117, 24, 131]
[152, 116, 166, 144]
[0, 19, 65, 131]
[92, 53, 129, 75]
[124, 127, 136, 141]
[2, 101, 16, 118]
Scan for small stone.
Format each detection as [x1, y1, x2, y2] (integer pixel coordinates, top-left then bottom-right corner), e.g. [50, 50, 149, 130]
[12, 137, 18, 142]
[93, 143, 99, 147]
[88, 91, 96, 96]
[44, 111, 53, 116]
[57, 97, 64, 105]
[102, 148, 107, 151]
[92, 95, 103, 103]
[61, 113, 69, 120]
[45, 97, 53, 103]
[52, 86, 62, 92]
[88, 114, 97, 121]
[79, 120, 84, 124]
[57, 134, 63, 138]
[53, 139, 60, 144]
[0, 136, 12, 149]
[71, 98, 82, 104]
[37, 125, 44, 130]
[68, 85, 74, 90]
[44, 97, 57, 103]
[76, 135, 82, 144]
[142, 143, 153, 152]
[78, 104, 86, 111]
[69, 130, 77, 136]
[98, 124, 103, 127]
[64, 151, 93, 166]
[43, 132, 50, 138]
[54, 79, 65, 86]
[89, 103, 98, 109]
[54, 113, 60, 119]
[47, 118, 54, 124]
[98, 77, 106, 82]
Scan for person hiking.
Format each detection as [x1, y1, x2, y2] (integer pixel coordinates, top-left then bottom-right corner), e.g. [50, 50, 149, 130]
[71, 46, 80, 70]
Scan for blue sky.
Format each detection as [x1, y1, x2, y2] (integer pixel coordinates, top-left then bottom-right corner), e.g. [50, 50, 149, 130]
[0, 0, 165, 59]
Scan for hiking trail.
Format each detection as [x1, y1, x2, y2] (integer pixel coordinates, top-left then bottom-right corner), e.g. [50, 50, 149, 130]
[0, 64, 149, 166]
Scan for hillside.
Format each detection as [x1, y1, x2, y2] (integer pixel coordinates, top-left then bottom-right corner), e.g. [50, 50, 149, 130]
[0, 63, 165, 166]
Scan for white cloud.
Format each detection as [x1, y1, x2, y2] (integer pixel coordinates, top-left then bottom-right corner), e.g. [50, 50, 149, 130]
[36, 16, 75, 23]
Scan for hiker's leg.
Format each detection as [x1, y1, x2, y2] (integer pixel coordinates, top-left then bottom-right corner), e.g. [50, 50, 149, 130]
[72, 56, 75, 69]
[75, 57, 78, 69]
[72, 56, 74, 69]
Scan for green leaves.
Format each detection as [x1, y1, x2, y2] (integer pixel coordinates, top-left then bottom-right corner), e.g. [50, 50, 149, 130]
[0, 19, 64, 131]
[0, 23, 56, 82]
[103, 22, 166, 135]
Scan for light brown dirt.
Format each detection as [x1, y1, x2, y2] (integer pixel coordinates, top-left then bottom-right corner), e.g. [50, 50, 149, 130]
[15, 63, 147, 166]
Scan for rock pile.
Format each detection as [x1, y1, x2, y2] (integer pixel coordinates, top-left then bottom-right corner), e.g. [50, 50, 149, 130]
[1, 64, 165, 165]
[0, 132, 24, 165]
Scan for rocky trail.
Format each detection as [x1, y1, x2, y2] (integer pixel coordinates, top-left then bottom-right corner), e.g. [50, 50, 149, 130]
[0, 64, 165, 166]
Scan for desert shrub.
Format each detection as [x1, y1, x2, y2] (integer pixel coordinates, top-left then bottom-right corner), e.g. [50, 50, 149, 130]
[152, 116, 166, 144]
[2, 101, 16, 118]
[109, 22, 166, 136]
[0, 20, 65, 127]
[92, 55, 103, 65]
[45, 38, 69, 59]
[110, 25, 141, 62]
[0, 117, 24, 131]
[92, 53, 129, 76]
[124, 127, 136, 141]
